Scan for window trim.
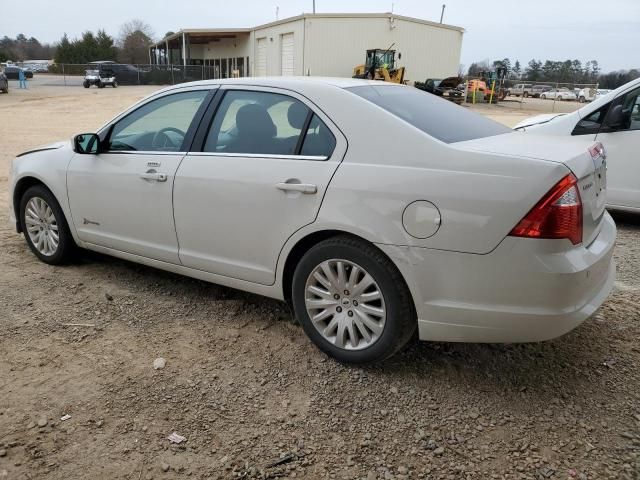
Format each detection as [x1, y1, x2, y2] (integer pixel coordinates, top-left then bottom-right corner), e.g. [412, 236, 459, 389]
[190, 85, 339, 161]
[98, 86, 218, 154]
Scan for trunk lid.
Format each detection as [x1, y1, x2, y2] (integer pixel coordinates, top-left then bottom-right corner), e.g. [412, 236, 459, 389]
[454, 132, 607, 246]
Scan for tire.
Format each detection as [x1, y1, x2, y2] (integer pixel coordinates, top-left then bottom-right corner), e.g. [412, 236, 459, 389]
[112, 80, 118, 88]
[541, 94, 546, 99]
[19, 185, 75, 265]
[291, 235, 416, 364]
[523, 92, 528, 98]
[579, 96, 585, 103]
[83, 80, 90, 88]
[97, 81, 104, 89]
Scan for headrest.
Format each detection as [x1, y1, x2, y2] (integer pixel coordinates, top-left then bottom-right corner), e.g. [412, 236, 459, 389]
[287, 101, 308, 129]
[236, 103, 276, 138]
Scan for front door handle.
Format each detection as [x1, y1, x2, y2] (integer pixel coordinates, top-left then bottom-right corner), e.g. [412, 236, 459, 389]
[140, 170, 167, 182]
[276, 182, 317, 194]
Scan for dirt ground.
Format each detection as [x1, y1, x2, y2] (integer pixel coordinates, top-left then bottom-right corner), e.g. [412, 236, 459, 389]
[0, 83, 639, 480]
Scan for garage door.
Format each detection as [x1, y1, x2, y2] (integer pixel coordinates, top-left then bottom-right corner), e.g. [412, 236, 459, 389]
[256, 38, 267, 76]
[280, 33, 294, 76]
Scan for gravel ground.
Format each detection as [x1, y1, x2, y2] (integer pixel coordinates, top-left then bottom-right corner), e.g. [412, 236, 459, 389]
[0, 85, 638, 480]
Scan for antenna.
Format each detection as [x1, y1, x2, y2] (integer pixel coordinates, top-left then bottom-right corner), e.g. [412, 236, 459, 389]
[440, 4, 446, 23]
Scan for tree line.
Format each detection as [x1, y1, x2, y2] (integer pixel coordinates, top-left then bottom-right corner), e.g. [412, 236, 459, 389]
[467, 58, 639, 89]
[0, 20, 155, 65]
[0, 34, 54, 61]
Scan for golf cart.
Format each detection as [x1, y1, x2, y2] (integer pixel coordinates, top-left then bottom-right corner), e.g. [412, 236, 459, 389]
[83, 66, 117, 88]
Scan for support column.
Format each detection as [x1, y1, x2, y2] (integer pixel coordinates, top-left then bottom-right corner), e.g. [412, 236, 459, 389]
[182, 32, 187, 67]
[166, 40, 170, 65]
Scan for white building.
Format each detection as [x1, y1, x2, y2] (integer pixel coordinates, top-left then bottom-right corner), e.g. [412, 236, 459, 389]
[150, 13, 464, 82]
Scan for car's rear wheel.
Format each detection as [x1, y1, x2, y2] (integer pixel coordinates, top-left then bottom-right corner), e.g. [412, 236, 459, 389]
[112, 80, 118, 88]
[292, 236, 416, 363]
[523, 92, 528, 98]
[541, 94, 546, 99]
[20, 185, 75, 265]
[579, 96, 585, 103]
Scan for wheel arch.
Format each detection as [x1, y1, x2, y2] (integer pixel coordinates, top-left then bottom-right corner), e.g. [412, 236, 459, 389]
[279, 229, 417, 321]
[12, 176, 54, 233]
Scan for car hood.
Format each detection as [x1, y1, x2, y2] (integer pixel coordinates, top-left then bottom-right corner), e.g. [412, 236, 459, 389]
[513, 113, 567, 129]
[16, 141, 67, 158]
[438, 76, 463, 89]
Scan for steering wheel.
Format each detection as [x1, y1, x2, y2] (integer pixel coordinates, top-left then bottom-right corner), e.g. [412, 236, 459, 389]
[151, 127, 185, 150]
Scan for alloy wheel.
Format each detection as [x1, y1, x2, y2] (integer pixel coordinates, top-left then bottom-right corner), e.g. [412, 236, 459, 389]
[24, 197, 59, 256]
[304, 259, 386, 351]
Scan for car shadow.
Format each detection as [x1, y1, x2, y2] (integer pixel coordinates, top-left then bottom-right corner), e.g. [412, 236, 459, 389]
[75, 248, 622, 400]
[610, 210, 640, 230]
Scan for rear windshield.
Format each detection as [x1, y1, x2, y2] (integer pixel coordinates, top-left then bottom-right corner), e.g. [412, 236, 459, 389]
[346, 85, 511, 143]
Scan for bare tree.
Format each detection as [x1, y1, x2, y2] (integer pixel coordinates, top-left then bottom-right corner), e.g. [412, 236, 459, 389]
[117, 19, 155, 64]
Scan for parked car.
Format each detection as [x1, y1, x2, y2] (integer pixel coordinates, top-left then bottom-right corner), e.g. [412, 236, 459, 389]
[530, 85, 552, 98]
[578, 88, 612, 103]
[515, 77, 640, 212]
[507, 84, 533, 97]
[9, 78, 616, 363]
[415, 76, 464, 104]
[3, 66, 33, 80]
[540, 88, 577, 101]
[0, 70, 8, 93]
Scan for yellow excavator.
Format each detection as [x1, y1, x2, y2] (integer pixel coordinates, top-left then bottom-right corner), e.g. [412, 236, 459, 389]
[353, 45, 406, 84]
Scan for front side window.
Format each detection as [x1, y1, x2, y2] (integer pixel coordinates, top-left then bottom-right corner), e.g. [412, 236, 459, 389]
[203, 90, 335, 157]
[602, 86, 640, 132]
[108, 90, 208, 152]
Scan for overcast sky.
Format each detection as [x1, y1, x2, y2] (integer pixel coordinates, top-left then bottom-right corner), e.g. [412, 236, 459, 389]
[2, 0, 639, 72]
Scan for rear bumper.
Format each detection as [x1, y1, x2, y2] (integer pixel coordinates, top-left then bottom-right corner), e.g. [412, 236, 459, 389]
[378, 212, 616, 343]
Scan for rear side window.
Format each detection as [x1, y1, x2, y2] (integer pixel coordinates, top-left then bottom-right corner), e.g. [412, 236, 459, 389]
[347, 85, 511, 143]
[204, 90, 335, 158]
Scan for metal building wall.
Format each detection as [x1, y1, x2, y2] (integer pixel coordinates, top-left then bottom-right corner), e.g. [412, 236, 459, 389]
[302, 15, 463, 82]
[250, 19, 306, 77]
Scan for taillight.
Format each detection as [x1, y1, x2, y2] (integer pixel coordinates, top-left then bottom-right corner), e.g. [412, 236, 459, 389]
[509, 173, 583, 245]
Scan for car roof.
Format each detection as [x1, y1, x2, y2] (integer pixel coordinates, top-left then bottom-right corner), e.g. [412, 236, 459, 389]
[151, 76, 408, 99]
[162, 76, 400, 92]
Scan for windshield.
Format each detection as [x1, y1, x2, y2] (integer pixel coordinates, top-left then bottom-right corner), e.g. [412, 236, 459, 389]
[347, 85, 511, 143]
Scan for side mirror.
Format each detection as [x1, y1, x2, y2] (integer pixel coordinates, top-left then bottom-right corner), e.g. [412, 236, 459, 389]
[605, 105, 624, 130]
[74, 133, 100, 154]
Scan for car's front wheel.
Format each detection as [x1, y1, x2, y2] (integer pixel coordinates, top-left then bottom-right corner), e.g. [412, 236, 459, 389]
[19, 185, 75, 265]
[292, 236, 416, 363]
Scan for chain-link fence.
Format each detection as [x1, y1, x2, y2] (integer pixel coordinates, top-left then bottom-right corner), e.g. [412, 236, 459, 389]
[45, 63, 245, 87]
[458, 77, 602, 113]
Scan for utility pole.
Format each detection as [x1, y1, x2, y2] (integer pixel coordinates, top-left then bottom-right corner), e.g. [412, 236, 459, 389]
[440, 4, 446, 23]
[313, 0, 316, 13]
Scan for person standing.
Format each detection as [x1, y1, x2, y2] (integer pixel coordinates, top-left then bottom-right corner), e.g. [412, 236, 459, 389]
[18, 68, 27, 89]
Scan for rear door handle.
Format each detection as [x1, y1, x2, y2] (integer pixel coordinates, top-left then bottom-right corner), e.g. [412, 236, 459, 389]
[276, 182, 317, 194]
[140, 171, 167, 182]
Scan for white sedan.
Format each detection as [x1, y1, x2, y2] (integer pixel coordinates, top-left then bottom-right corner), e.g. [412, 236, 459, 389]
[515, 77, 640, 212]
[540, 88, 578, 101]
[9, 78, 616, 363]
